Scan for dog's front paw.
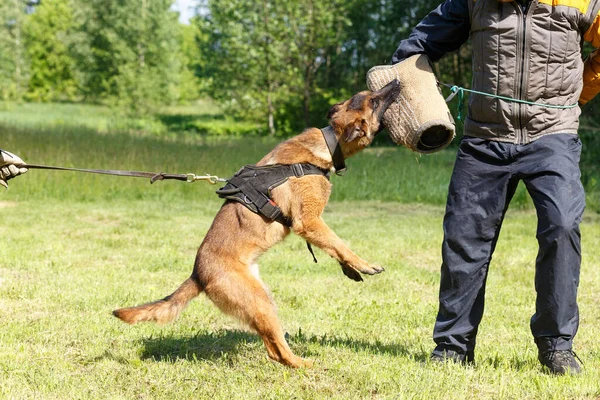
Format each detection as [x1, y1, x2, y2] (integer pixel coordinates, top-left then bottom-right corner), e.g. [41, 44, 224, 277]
[340, 262, 364, 282]
[369, 264, 385, 274]
[339, 260, 385, 281]
[354, 259, 385, 275]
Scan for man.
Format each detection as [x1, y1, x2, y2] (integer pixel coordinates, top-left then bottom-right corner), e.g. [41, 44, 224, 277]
[0, 149, 28, 188]
[392, 0, 600, 374]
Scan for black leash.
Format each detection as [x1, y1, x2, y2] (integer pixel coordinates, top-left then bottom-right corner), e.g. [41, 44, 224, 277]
[22, 127, 345, 184]
[22, 164, 225, 184]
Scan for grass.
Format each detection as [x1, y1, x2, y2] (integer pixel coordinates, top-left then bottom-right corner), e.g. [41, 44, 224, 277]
[1, 103, 600, 399]
[0, 99, 260, 138]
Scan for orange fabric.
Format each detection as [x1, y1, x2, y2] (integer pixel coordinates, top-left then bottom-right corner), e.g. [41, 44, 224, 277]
[581, 51, 600, 104]
[581, 15, 600, 104]
[538, 0, 590, 14]
[584, 13, 600, 46]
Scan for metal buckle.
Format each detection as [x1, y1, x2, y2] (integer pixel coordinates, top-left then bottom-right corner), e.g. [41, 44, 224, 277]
[335, 167, 347, 176]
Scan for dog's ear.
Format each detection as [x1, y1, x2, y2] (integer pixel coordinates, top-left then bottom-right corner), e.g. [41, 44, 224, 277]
[327, 102, 344, 119]
[343, 121, 364, 142]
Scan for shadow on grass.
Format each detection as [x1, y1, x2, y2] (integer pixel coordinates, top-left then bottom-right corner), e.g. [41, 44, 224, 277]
[293, 332, 428, 361]
[137, 329, 429, 364]
[136, 329, 539, 372]
[139, 330, 260, 362]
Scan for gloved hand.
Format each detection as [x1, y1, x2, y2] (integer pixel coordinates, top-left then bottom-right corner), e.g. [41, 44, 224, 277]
[0, 149, 28, 189]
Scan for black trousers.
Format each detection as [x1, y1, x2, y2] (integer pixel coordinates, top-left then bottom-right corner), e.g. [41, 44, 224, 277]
[432, 134, 585, 357]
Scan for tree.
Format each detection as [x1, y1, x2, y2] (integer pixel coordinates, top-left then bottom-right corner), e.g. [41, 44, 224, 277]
[0, 0, 31, 100]
[280, 0, 350, 128]
[197, 0, 353, 135]
[70, 0, 183, 114]
[177, 22, 205, 103]
[196, 0, 287, 135]
[23, 0, 77, 101]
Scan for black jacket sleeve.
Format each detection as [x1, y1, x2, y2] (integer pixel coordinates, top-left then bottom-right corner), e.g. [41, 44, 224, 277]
[391, 0, 471, 64]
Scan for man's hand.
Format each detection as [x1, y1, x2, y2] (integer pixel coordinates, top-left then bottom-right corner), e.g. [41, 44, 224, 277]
[0, 149, 27, 189]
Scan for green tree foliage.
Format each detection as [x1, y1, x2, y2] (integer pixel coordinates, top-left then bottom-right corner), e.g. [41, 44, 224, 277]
[196, 0, 286, 135]
[177, 23, 205, 102]
[70, 0, 184, 115]
[0, 0, 31, 100]
[196, 0, 354, 135]
[279, 0, 351, 129]
[23, 0, 77, 101]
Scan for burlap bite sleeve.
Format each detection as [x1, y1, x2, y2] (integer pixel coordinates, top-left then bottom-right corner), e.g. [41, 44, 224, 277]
[366, 54, 455, 153]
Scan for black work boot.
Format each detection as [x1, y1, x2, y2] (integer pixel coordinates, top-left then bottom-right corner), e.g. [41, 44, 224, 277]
[538, 349, 582, 375]
[430, 349, 474, 365]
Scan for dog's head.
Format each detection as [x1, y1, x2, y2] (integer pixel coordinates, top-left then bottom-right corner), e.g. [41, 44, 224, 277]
[327, 79, 400, 154]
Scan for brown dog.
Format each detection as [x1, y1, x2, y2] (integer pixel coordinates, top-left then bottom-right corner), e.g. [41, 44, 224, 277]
[113, 80, 401, 368]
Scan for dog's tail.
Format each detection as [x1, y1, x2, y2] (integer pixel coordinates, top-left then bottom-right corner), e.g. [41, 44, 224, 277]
[112, 277, 202, 325]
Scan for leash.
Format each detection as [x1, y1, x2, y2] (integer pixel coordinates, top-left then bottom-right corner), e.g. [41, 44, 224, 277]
[21, 126, 345, 184]
[441, 83, 578, 121]
[22, 164, 227, 185]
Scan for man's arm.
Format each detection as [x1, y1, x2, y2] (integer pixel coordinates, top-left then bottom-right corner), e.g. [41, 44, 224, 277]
[392, 0, 470, 64]
[581, 13, 600, 105]
[0, 149, 28, 189]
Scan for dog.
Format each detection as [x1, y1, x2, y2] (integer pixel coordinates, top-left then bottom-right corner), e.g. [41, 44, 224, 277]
[113, 79, 401, 368]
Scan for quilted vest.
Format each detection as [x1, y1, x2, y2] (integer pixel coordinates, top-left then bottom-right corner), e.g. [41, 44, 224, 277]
[466, 0, 600, 144]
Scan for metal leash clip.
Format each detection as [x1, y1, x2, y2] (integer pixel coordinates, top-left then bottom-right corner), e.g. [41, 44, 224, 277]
[186, 173, 225, 184]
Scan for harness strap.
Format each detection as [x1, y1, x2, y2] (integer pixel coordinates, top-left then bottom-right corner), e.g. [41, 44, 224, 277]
[320, 126, 346, 175]
[226, 175, 284, 222]
[306, 242, 318, 263]
[291, 163, 305, 177]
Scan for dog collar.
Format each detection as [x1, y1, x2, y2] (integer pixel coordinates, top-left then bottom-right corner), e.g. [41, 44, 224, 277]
[320, 126, 346, 175]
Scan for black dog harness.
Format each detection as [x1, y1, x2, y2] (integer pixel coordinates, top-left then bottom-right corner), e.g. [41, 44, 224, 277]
[215, 127, 345, 262]
[216, 163, 330, 227]
[216, 127, 345, 226]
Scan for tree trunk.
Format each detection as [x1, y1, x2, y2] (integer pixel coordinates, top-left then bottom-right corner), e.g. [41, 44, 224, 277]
[303, 0, 314, 127]
[267, 92, 275, 135]
[263, 0, 275, 135]
[13, 0, 22, 99]
[303, 63, 312, 127]
[138, 0, 147, 68]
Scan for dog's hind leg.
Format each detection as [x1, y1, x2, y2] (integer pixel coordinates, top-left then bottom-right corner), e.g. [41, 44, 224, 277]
[203, 266, 312, 368]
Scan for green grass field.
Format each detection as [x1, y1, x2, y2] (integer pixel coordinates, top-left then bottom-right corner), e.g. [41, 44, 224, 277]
[1, 103, 600, 399]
